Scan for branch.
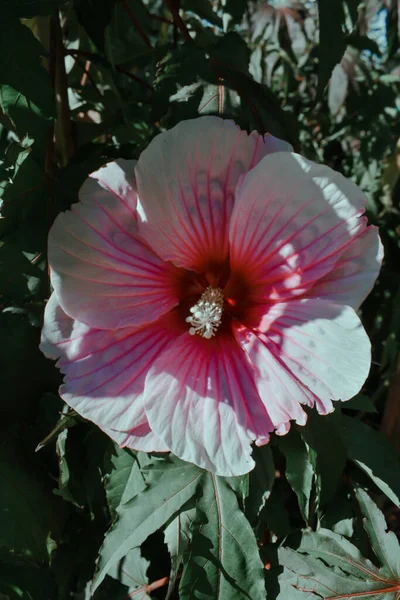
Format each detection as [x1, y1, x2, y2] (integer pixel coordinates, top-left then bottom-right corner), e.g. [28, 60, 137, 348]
[52, 11, 74, 166]
[126, 576, 169, 599]
[120, 0, 152, 48]
[148, 12, 173, 24]
[164, 0, 193, 43]
[146, 576, 169, 594]
[64, 49, 153, 92]
[73, 58, 105, 101]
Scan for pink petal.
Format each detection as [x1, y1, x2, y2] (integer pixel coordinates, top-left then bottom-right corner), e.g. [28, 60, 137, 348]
[143, 333, 274, 476]
[308, 226, 383, 309]
[229, 152, 369, 302]
[135, 116, 291, 272]
[40, 293, 179, 445]
[247, 298, 371, 417]
[49, 160, 179, 330]
[233, 325, 312, 434]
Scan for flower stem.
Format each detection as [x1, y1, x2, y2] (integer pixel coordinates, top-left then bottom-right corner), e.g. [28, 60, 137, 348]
[164, 0, 193, 43]
[120, 0, 152, 48]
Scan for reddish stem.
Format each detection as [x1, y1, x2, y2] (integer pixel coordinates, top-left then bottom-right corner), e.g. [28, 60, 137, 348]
[80, 59, 92, 87]
[127, 576, 169, 598]
[148, 12, 174, 24]
[64, 49, 153, 92]
[146, 576, 169, 593]
[73, 57, 104, 101]
[164, 0, 193, 43]
[120, 0, 152, 48]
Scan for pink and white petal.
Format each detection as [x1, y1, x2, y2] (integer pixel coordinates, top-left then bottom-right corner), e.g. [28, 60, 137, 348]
[263, 132, 293, 154]
[229, 152, 369, 302]
[308, 226, 383, 309]
[143, 333, 274, 476]
[233, 325, 313, 435]
[255, 298, 371, 414]
[40, 292, 181, 435]
[103, 422, 170, 452]
[84, 158, 138, 216]
[135, 116, 289, 272]
[49, 161, 179, 329]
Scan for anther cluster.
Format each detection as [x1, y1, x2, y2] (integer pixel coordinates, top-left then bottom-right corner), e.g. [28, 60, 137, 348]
[186, 286, 224, 339]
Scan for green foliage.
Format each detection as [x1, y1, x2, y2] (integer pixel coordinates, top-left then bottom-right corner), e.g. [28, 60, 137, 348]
[317, 0, 348, 94]
[279, 429, 314, 523]
[342, 415, 400, 506]
[0, 12, 54, 140]
[278, 489, 400, 599]
[1, 0, 400, 598]
[94, 455, 203, 591]
[179, 474, 266, 600]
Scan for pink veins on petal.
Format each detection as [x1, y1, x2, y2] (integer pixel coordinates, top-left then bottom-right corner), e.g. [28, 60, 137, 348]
[40, 116, 383, 476]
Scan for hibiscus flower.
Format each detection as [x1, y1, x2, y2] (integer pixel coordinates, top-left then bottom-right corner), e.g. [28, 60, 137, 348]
[40, 117, 382, 476]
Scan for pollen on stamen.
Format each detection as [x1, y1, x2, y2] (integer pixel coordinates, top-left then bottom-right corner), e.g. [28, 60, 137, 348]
[186, 286, 224, 339]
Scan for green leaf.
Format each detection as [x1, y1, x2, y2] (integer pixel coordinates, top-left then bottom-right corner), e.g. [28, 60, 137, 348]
[278, 490, 400, 599]
[165, 509, 196, 600]
[246, 445, 275, 523]
[0, 136, 46, 226]
[54, 424, 111, 515]
[0, 438, 59, 563]
[93, 455, 202, 592]
[347, 33, 381, 55]
[181, 0, 223, 27]
[104, 447, 149, 519]
[0, 313, 54, 419]
[222, 0, 248, 29]
[74, 0, 115, 52]
[342, 416, 400, 506]
[300, 410, 347, 510]
[356, 488, 400, 579]
[208, 35, 298, 144]
[0, 556, 57, 600]
[91, 575, 129, 600]
[320, 484, 355, 538]
[0, 12, 54, 140]
[55, 428, 77, 506]
[107, 546, 151, 598]
[279, 429, 314, 523]
[36, 407, 80, 452]
[179, 474, 266, 600]
[317, 0, 347, 94]
[105, 0, 151, 63]
[153, 40, 298, 147]
[153, 44, 212, 124]
[2, 0, 67, 17]
[263, 485, 292, 539]
[210, 32, 250, 75]
[342, 394, 377, 413]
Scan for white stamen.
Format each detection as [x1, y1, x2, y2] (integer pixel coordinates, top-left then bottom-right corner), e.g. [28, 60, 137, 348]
[186, 286, 224, 339]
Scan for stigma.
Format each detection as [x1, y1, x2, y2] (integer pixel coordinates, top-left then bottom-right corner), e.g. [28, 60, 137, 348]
[186, 286, 224, 339]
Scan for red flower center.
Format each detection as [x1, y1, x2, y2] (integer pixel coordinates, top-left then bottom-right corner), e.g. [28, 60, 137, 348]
[175, 263, 254, 338]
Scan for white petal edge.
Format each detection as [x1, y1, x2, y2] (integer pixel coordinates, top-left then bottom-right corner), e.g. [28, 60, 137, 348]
[40, 293, 178, 443]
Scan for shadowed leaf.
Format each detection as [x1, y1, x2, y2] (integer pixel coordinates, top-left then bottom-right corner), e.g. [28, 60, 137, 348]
[278, 489, 400, 599]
